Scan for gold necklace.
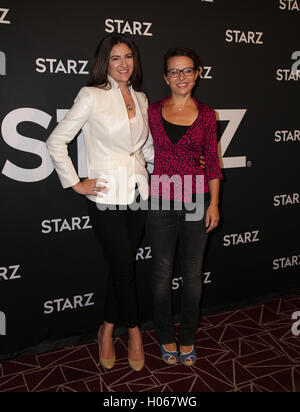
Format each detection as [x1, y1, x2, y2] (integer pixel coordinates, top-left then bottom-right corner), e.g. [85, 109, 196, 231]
[173, 98, 191, 111]
[127, 103, 134, 112]
[174, 102, 187, 111]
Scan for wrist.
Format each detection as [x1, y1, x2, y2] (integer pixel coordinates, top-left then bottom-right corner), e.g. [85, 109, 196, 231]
[72, 181, 82, 191]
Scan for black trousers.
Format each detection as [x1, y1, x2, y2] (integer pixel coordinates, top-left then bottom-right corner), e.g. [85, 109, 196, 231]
[146, 199, 209, 346]
[87, 199, 147, 328]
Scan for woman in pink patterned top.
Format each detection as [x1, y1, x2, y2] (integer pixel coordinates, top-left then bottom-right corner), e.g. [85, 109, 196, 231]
[146, 47, 223, 366]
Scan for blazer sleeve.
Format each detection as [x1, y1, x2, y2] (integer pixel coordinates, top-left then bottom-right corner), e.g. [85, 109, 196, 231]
[204, 109, 223, 181]
[46, 87, 94, 189]
[141, 95, 154, 164]
[142, 130, 154, 164]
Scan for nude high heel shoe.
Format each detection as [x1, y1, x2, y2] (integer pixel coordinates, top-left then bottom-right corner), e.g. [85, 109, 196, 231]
[128, 329, 145, 372]
[98, 325, 116, 369]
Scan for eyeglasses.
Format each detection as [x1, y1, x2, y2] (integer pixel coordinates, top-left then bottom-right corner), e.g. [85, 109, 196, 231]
[166, 67, 196, 78]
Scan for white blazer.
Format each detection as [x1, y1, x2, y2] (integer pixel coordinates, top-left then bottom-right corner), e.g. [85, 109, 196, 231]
[46, 75, 154, 205]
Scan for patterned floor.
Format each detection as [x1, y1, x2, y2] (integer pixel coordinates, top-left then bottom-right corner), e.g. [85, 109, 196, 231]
[1, 296, 300, 392]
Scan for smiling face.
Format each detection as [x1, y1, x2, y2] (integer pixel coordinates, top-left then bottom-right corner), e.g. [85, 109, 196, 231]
[107, 42, 134, 87]
[164, 55, 199, 96]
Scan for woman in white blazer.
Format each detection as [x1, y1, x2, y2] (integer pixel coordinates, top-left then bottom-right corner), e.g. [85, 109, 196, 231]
[46, 34, 154, 372]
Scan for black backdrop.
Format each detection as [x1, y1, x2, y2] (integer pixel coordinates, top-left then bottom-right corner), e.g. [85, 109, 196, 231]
[0, 0, 299, 361]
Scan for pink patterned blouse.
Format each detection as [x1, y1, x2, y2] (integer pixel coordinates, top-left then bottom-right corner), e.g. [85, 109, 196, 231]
[148, 96, 223, 203]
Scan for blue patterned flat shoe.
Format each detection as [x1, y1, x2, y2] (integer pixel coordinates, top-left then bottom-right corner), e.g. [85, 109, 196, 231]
[161, 344, 178, 365]
[180, 345, 197, 366]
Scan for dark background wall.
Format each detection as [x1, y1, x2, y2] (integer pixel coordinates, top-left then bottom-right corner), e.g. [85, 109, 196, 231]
[0, 0, 299, 361]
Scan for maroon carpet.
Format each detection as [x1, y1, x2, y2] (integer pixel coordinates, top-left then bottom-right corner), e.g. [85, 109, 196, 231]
[1, 296, 300, 392]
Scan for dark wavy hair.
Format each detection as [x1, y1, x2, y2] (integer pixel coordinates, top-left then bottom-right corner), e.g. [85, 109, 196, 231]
[87, 34, 142, 90]
[164, 47, 201, 75]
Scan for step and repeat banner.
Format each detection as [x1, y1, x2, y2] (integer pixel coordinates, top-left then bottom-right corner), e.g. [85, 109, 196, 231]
[0, 0, 299, 360]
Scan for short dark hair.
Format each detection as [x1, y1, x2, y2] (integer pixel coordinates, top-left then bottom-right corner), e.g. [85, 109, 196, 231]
[87, 34, 142, 90]
[164, 47, 201, 75]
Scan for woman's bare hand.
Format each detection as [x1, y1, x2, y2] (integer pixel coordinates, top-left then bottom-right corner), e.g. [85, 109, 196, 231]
[199, 155, 205, 169]
[72, 177, 109, 197]
[206, 204, 220, 233]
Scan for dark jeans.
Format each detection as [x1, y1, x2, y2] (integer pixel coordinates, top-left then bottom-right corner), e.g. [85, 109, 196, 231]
[87, 199, 147, 328]
[146, 200, 209, 346]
